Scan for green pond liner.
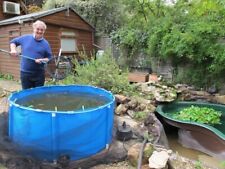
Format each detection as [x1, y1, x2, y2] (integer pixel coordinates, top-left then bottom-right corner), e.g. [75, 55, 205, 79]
[156, 101, 225, 159]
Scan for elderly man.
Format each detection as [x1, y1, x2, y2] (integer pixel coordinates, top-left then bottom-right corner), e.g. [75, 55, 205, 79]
[10, 20, 52, 89]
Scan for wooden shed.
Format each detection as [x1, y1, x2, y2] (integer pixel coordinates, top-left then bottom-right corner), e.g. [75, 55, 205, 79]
[0, 0, 27, 20]
[0, 6, 95, 79]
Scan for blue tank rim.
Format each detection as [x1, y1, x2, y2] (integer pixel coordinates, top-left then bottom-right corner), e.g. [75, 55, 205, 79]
[8, 85, 115, 114]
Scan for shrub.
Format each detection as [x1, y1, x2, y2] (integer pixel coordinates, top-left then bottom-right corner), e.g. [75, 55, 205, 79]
[59, 51, 136, 95]
[133, 111, 149, 121]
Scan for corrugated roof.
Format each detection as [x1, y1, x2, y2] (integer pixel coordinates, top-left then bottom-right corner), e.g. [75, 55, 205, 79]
[0, 7, 94, 29]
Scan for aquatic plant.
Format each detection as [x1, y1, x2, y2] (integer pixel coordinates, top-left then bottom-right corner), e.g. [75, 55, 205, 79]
[172, 105, 222, 125]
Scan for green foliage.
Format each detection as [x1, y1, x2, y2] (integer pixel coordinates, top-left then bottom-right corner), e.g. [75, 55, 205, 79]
[173, 64, 210, 88]
[143, 132, 153, 142]
[133, 111, 148, 121]
[0, 73, 14, 80]
[0, 164, 7, 169]
[144, 145, 154, 158]
[194, 161, 203, 169]
[112, 0, 225, 86]
[220, 161, 225, 168]
[43, 0, 124, 35]
[173, 105, 222, 125]
[58, 52, 135, 95]
[27, 5, 42, 13]
[111, 28, 148, 58]
[148, 0, 225, 68]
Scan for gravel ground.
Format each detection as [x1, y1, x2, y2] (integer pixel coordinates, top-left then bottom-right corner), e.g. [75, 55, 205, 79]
[90, 161, 135, 169]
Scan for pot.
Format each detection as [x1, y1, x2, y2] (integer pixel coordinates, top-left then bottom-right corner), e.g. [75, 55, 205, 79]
[116, 121, 133, 141]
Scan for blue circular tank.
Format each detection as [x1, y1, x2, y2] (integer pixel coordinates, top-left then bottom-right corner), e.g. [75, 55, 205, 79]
[8, 85, 115, 162]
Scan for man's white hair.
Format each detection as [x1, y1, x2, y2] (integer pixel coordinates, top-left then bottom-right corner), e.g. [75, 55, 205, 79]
[33, 20, 47, 29]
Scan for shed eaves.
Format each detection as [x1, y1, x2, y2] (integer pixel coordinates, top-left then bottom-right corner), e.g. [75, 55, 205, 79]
[0, 7, 94, 29]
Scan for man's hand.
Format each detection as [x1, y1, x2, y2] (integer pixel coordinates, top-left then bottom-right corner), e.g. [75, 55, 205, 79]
[10, 50, 18, 57]
[10, 44, 18, 57]
[35, 58, 49, 64]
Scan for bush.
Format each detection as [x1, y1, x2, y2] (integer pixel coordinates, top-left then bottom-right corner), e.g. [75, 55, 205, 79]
[59, 52, 135, 95]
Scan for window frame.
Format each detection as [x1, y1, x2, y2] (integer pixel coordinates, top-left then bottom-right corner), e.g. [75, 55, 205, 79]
[60, 29, 78, 54]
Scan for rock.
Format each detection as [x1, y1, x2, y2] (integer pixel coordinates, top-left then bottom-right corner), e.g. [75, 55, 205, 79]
[148, 150, 169, 169]
[140, 83, 157, 93]
[132, 124, 149, 140]
[145, 104, 156, 113]
[189, 90, 211, 96]
[175, 84, 194, 93]
[105, 140, 128, 161]
[144, 113, 169, 147]
[0, 88, 7, 97]
[178, 89, 215, 102]
[213, 95, 225, 105]
[168, 153, 198, 169]
[153, 86, 177, 102]
[127, 143, 142, 166]
[127, 110, 135, 118]
[168, 152, 215, 169]
[142, 164, 150, 169]
[135, 97, 152, 105]
[115, 115, 139, 129]
[115, 104, 128, 115]
[207, 85, 217, 94]
[130, 81, 178, 103]
[127, 99, 139, 109]
[135, 103, 147, 111]
[0, 97, 9, 114]
[115, 94, 130, 104]
[127, 143, 154, 167]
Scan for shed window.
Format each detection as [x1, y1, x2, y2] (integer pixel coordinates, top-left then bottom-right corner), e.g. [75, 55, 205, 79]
[9, 30, 20, 37]
[61, 38, 76, 52]
[60, 31, 77, 52]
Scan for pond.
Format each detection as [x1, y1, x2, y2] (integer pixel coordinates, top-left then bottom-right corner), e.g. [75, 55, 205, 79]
[16, 91, 110, 111]
[8, 85, 115, 161]
[167, 127, 224, 169]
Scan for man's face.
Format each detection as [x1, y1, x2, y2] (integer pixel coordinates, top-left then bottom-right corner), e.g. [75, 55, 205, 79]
[33, 24, 45, 40]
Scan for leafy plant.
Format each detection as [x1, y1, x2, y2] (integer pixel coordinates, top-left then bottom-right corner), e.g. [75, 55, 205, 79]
[144, 145, 154, 158]
[112, 0, 225, 87]
[58, 51, 136, 96]
[220, 161, 225, 168]
[43, 0, 124, 35]
[0, 73, 14, 80]
[195, 161, 203, 169]
[133, 111, 148, 121]
[172, 105, 222, 125]
[27, 5, 42, 13]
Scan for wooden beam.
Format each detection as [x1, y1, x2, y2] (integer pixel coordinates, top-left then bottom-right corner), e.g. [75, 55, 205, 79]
[19, 0, 28, 14]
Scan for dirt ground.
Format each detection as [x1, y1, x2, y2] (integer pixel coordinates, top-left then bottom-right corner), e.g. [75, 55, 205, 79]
[90, 161, 135, 169]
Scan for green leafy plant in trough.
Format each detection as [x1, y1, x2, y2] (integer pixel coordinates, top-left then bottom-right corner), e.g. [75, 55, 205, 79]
[172, 105, 222, 125]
